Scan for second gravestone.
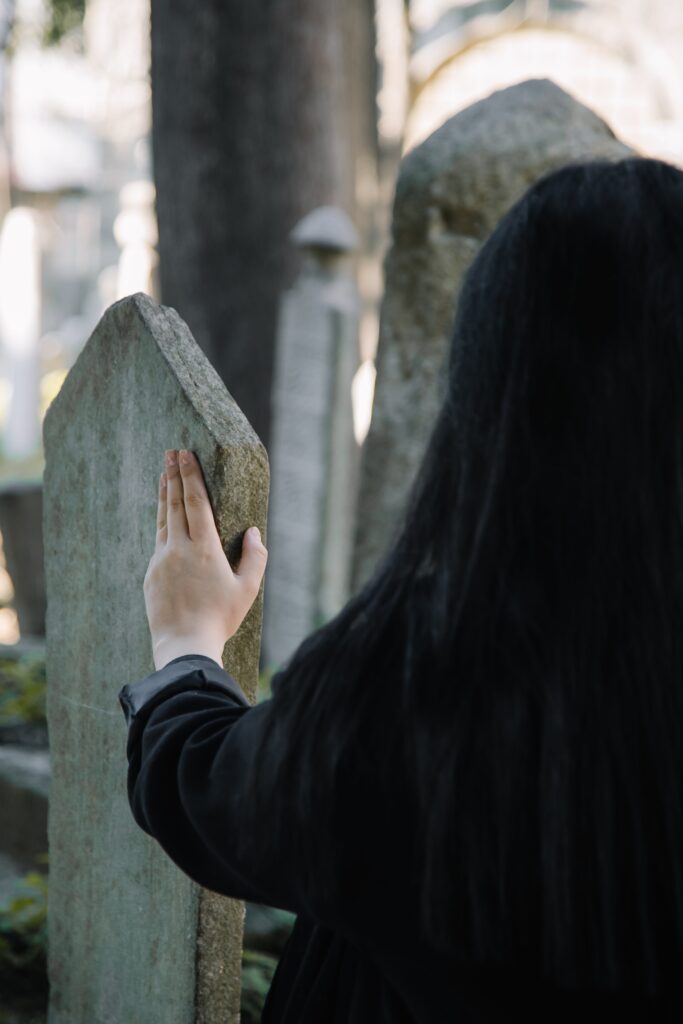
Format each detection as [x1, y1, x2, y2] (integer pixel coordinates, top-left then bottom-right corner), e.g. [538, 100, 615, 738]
[43, 293, 269, 1024]
[352, 79, 633, 590]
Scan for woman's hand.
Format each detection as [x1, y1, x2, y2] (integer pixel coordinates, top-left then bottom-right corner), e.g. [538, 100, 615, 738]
[143, 448, 268, 671]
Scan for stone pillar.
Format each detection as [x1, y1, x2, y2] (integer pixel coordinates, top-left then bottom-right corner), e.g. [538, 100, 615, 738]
[263, 207, 360, 670]
[352, 78, 633, 591]
[42, 293, 269, 1024]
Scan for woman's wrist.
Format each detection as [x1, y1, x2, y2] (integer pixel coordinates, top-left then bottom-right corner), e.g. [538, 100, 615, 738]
[153, 635, 225, 672]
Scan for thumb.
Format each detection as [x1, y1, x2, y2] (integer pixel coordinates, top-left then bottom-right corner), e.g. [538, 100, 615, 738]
[236, 526, 268, 597]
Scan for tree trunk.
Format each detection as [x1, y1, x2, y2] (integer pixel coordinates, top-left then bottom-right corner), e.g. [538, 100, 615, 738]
[151, 0, 376, 452]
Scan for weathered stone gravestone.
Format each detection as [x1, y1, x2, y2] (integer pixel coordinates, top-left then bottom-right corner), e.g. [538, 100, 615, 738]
[42, 293, 269, 1024]
[263, 207, 360, 669]
[352, 78, 633, 590]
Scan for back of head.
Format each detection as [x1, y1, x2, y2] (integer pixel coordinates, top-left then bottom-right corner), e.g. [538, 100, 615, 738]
[443, 155, 683, 617]
[249, 156, 683, 996]
[404, 156, 683, 992]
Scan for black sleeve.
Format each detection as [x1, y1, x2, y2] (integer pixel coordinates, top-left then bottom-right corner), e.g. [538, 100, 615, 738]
[118, 654, 314, 918]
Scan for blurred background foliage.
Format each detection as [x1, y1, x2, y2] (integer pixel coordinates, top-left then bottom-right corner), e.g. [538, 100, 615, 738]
[0, 656, 46, 725]
[0, 868, 48, 1019]
[42, 0, 85, 46]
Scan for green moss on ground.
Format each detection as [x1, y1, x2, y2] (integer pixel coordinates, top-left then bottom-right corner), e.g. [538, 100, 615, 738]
[0, 870, 48, 1021]
[0, 657, 46, 727]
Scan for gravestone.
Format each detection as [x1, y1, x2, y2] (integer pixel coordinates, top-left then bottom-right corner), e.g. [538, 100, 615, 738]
[42, 292, 269, 1024]
[352, 78, 633, 590]
[263, 207, 360, 670]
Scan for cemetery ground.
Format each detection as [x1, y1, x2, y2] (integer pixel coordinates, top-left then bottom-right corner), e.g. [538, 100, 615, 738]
[0, 648, 295, 1023]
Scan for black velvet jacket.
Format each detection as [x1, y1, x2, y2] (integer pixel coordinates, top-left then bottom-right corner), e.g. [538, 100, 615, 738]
[119, 654, 678, 1023]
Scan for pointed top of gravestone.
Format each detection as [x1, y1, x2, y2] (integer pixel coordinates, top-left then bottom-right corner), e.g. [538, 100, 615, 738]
[394, 77, 632, 243]
[290, 206, 358, 254]
[45, 292, 267, 460]
[44, 289, 268, 580]
[352, 78, 634, 591]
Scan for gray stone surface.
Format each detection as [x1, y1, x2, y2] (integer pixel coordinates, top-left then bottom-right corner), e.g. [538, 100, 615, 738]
[42, 293, 269, 1024]
[0, 744, 50, 797]
[352, 78, 633, 590]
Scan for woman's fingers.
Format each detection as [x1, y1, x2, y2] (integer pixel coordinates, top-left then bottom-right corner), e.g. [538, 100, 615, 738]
[157, 452, 264, 616]
[155, 471, 167, 546]
[177, 450, 222, 542]
[235, 527, 268, 599]
[164, 450, 189, 542]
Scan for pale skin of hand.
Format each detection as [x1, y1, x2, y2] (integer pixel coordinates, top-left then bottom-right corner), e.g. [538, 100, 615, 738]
[143, 448, 268, 671]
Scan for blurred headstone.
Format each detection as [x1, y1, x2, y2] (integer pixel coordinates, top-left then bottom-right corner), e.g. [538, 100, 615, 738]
[43, 293, 269, 1024]
[263, 207, 360, 669]
[0, 207, 42, 461]
[352, 79, 634, 590]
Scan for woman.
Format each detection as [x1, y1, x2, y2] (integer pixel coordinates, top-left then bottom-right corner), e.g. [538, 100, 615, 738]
[119, 156, 683, 1021]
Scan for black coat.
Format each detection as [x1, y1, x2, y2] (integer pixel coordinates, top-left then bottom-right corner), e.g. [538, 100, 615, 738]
[119, 654, 678, 1022]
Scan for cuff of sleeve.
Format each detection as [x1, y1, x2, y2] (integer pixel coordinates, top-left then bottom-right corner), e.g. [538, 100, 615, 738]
[118, 653, 251, 728]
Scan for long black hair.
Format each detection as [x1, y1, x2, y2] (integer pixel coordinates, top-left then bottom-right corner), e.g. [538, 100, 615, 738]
[244, 156, 683, 994]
